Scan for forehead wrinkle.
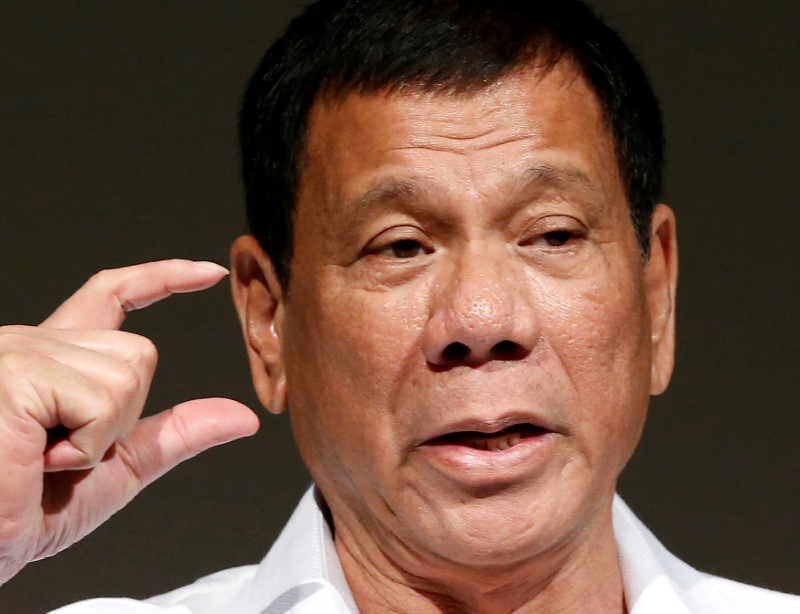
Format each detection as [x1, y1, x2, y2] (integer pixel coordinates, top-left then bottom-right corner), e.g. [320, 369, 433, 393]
[407, 126, 500, 144]
[399, 131, 536, 155]
[397, 93, 536, 153]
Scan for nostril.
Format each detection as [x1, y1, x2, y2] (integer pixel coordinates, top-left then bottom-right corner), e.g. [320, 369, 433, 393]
[442, 342, 470, 362]
[491, 339, 525, 359]
[433, 339, 528, 369]
[493, 340, 516, 354]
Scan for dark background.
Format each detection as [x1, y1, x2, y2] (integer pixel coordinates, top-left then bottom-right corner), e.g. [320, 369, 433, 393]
[1, 1, 797, 611]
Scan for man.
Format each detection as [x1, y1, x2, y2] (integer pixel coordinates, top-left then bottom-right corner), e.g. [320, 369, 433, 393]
[0, 0, 797, 612]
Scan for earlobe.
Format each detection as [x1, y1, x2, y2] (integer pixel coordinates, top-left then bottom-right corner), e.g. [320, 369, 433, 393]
[645, 204, 678, 396]
[230, 235, 288, 414]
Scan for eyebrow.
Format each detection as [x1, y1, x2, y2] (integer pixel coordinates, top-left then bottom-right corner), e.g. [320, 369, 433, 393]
[346, 179, 430, 219]
[518, 163, 597, 195]
[343, 162, 601, 221]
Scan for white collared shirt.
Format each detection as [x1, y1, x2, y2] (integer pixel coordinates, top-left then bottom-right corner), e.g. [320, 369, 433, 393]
[52, 488, 800, 613]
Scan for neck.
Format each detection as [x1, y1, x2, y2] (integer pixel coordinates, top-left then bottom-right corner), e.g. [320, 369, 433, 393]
[335, 505, 626, 614]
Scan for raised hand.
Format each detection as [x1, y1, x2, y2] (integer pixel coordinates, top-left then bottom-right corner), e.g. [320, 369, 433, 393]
[0, 260, 259, 585]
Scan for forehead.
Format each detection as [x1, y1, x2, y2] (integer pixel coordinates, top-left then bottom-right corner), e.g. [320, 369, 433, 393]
[298, 60, 623, 224]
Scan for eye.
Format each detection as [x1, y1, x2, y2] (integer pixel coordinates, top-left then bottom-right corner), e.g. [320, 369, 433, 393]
[377, 239, 426, 259]
[542, 230, 574, 247]
[520, 215, 588, 250]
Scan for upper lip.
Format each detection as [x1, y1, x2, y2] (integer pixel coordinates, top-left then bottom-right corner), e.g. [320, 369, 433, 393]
[414, 410, 557, 447]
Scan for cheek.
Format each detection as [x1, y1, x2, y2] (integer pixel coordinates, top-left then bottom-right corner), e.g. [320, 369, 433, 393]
[322, 286, 428, 391]
[284, 282, 434, 506]
[539, 268, 651, 455]
[284, 279, 429, 448]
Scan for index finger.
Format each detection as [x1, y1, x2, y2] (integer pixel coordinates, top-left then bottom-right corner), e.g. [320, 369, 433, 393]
[42, 259, 229, 330]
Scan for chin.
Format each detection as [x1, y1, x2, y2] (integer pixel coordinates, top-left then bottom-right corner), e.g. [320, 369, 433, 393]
[403, 484, 584, 570]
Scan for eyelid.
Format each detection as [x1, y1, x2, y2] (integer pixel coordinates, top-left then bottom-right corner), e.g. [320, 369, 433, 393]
[519, 214, 587, 244]
[361, 224, 432, 257]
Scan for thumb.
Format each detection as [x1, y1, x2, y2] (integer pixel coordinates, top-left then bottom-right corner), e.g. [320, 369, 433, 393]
[31, 399, 259, 563]
[117, 398, 260, 489]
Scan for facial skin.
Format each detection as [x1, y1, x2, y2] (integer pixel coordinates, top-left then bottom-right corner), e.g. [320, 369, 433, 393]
[232, 60, 677, 613]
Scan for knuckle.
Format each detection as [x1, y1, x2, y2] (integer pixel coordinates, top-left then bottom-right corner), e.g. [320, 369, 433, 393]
[73, 413, 124, 468]
[0, 325, 34, 338]
[0, 328, 38, 351]
[86, 268, 113, 289]
[0, 350, 34, 377]
[129, 334, 159, 369]
[83, 269, 116, 303]
[169, 407, 195, 456]
[76, 444, 107, 467]
[113, 439, 146, 491]
[0, 352, 59, 418]
[85, 383, 123, 426]
[88, 268, 136, 312]
[164, 258, 187, 270]
[0, 331, 23, 354]
[108, 363, 143, 402]
[86, 268, 128, 302]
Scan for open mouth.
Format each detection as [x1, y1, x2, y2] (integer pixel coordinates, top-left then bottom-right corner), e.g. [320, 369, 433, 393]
[425, 424, 547, 452]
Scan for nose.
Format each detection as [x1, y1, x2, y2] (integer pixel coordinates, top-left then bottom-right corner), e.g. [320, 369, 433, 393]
[422, 248, 538, 369]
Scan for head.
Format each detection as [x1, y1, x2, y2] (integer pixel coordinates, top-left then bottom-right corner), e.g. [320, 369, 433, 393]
[232, 0, 677, 603]
[239, 0, 664, 292]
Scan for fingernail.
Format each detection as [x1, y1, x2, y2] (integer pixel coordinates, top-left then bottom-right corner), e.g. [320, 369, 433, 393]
[195, 261, 229, 275]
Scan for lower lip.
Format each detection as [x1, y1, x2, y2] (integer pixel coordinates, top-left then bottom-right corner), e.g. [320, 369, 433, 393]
[416, 432, 558, 488]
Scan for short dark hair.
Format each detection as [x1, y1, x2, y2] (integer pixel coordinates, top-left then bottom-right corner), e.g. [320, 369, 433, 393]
[240, 0, 663, 289]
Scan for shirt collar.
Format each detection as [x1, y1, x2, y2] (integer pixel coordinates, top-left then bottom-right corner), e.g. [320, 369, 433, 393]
[229, 487, 358, 613]
[613, 495, 697, 614]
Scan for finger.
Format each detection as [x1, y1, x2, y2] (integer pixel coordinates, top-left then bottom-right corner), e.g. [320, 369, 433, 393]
[45, 359, 150, 464]
[27, 399, 259, 563]
[1, 326, 158, 377]
[0, 329, 157, 440]
[41, 370, 141, 472]
[42, 259, 229, 330]
[105, 398, 260, 489]
[0, 352, 123, 472]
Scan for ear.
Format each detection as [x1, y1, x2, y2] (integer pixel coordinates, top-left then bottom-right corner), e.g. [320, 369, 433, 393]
[645, 204, 678, 395]
[230, 235, 288, 414]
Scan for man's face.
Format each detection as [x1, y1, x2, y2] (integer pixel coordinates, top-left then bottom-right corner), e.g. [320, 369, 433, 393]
[240, 61, 675, 571]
